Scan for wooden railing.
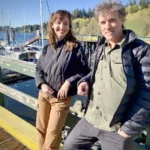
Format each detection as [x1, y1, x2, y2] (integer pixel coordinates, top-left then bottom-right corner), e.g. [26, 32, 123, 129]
[0, 55, 150, 150]
[0, 56, 79, 150]
[0, 56, 79, 123]
[42, 34, 150, 43]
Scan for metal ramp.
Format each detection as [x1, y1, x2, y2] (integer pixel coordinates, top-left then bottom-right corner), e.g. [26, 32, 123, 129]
[20, 36, 40, 48]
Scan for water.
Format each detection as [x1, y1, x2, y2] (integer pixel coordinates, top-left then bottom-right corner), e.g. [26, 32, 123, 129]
[0, 31, 35, 44]
[0, 31, 48, 47]
[4, 79, 38, 126]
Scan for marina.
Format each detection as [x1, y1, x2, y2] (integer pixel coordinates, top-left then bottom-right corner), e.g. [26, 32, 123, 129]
[0, 0, 150, 148]
[0, 25, 150, 149]
[0, 42, 150, 149]
[0, 29, 150, 149]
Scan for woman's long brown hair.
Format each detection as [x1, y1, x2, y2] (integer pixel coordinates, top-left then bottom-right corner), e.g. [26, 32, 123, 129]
[47, 10, 77, 51]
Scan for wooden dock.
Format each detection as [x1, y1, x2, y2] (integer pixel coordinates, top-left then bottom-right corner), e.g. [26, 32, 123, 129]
[0, 106, 65, 150]
[0, 106, 38, 150]
[0, 126, 29, 150]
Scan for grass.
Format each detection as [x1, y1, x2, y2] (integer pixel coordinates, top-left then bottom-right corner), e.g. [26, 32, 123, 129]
[126, 8, 150, 36]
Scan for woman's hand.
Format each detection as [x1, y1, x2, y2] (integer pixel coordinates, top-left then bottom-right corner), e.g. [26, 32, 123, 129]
[41, 83, 54, 97]
[57, 80, 70, 99]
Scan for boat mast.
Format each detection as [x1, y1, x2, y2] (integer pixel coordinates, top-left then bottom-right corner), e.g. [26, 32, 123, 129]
[40, 0, 44, 49]
[1, 9, 5, 40]
[24, 12, 26, 42]
[7, 9, 11, 45]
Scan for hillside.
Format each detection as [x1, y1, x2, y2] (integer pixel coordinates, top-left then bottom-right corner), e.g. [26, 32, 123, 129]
[0, 7, 149, 37]
[125, 8, 150, 36]
[72, 8, 150, 37]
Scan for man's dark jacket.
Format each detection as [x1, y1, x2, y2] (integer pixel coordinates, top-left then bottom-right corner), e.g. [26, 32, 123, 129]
[79, 30, 150, 136]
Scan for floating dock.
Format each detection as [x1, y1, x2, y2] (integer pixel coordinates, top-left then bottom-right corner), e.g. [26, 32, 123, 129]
[2, 71, 33, 84]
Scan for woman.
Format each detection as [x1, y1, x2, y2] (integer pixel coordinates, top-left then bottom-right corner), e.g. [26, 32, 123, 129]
[35, 10, 89, 150]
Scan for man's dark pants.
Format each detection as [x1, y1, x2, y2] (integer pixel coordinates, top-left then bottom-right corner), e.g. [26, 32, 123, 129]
[64, 117, 133, 150]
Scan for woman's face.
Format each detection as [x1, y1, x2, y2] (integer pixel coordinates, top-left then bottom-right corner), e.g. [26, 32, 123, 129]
[52, 15, 70, 41]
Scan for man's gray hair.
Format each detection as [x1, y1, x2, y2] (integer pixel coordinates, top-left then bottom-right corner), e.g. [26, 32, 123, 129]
[94, 1, 126, 21]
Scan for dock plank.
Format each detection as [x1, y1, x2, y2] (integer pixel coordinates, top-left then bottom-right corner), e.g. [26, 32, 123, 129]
[0, 127, 29, 150]
[23, 148, 30, 150]
[0, 106, 38, 150]
[0, 129, 11, 143]
[0, 106, 65, 150]
[0, 137, 26, 150]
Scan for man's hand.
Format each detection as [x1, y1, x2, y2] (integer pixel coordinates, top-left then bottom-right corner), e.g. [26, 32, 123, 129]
[41, 83, 54, 97]
[118, 128, 131, 138]
[77, 82, 89, 96]
[57, 80, 70, 99]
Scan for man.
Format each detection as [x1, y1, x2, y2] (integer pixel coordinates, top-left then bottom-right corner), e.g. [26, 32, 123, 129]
[64, 1, 150, 150]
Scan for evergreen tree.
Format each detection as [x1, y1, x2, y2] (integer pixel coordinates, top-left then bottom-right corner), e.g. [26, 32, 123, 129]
[87, 8, 94, 18]
[139, 0, 149, 9]
[130, 0, 138, 13]
[82, 8, 88, 18]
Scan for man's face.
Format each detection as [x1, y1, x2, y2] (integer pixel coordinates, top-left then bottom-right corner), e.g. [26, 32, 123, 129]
[98, 10, 124, 43]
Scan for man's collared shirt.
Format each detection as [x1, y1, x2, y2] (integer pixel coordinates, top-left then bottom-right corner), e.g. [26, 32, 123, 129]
[85, 35, 128, 131]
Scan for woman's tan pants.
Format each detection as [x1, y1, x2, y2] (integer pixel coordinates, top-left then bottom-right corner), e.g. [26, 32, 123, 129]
[36, 91, 71, 150]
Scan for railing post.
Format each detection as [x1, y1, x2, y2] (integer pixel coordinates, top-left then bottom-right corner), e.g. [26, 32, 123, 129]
[83, 41, 86, 52]
[145, 127, 150, 148]
[0, 67, 4, 106]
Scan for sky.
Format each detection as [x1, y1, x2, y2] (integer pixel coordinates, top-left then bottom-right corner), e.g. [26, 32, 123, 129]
[0, 0, 129, 28]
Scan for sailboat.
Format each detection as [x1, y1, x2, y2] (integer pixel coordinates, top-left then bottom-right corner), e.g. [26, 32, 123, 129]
[19, 0, 44, 60]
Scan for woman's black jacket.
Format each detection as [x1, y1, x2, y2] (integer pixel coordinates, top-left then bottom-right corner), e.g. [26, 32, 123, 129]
[35, 40, 90, 97]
